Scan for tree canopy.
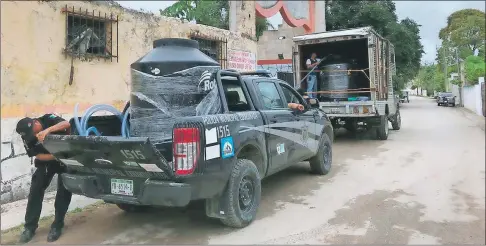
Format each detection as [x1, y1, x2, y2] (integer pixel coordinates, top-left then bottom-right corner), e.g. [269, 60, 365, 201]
[325, 0, 424, 92]
[439, 9, 485, 56]
[160, 0, 273, 40]
[419, 8, 486, 90]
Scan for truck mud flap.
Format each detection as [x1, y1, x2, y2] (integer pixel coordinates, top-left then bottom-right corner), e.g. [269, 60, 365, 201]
[42, 135, 174, 179]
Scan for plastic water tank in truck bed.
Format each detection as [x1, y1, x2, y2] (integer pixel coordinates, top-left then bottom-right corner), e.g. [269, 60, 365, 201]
[130, 38, 221, 142]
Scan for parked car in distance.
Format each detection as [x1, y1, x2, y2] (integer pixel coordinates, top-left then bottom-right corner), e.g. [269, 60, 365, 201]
[437, 92, 456, 107]
[400, 90, 410, 103]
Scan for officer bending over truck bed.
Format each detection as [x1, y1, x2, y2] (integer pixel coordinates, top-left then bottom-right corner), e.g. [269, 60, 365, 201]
[15, 114, 72, 243]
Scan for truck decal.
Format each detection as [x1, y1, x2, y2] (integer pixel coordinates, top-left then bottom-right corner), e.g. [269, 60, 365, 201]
[201, 112, 259, 125]
[204, 126, 223, 160]
[205, 144, 221, 160]
[138, 163, 164, 173]
[60, 158, 84, 166]
[221, 137, 235, 159]
[239, 121, 325, 137]
[276, 143, 285, 155]
[239, 124, 320, 153]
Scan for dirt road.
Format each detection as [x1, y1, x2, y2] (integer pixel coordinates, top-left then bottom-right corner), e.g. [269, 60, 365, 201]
[3, 96, 485, 244]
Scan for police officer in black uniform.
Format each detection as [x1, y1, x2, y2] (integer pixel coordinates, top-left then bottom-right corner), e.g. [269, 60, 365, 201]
[15, 114, 72, 243]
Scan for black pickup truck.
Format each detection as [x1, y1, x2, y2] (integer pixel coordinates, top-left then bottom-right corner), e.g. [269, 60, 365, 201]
[42, 70, 334, 228]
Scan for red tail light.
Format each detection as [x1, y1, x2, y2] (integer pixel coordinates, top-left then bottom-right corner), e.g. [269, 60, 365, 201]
[173, 127, 200, 175]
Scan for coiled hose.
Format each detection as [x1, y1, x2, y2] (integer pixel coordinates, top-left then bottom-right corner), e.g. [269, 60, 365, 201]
[73, 103, 130, 138]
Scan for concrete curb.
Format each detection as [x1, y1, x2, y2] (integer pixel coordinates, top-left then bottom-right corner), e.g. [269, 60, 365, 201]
[456, 107, 485, 131]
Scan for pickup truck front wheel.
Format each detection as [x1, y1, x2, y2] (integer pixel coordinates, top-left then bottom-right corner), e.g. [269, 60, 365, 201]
[309, 133, 332, 175]
[220, 159, 262, 228]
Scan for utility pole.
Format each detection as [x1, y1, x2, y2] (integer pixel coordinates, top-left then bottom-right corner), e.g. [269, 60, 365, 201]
[443, 45, 448, 91]
[455, 48, 464, 107]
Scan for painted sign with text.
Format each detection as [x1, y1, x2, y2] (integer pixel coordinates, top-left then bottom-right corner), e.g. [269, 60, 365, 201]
[228, 49, 256, 71]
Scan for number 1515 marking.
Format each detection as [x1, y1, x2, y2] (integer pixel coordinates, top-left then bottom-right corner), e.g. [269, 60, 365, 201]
[120, 149, 146, 160]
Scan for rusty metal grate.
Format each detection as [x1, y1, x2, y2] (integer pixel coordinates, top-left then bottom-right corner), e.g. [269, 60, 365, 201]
[62, 5, 118, 62]
[190, 33, 228, 69]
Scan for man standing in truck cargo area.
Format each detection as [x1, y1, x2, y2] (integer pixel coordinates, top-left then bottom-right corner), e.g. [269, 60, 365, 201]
[15, 114, 72, 243]
[305, 52, 321, 98]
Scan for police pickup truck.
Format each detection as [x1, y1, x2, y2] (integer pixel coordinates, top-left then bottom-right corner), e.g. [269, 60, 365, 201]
[42, 70, 334, 228]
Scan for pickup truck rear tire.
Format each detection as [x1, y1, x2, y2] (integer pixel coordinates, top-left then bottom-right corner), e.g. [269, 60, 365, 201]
[309, 133, 332, 175]
[116, 203, 149, 213]
[376, 115, 389, 140]
[220, 159, 261, 228]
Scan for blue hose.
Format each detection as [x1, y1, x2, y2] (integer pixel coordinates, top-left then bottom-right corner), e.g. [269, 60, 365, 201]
[121, 107, 130, 137]
[86, 126, 101, 136]
[73, 103, 131, 137]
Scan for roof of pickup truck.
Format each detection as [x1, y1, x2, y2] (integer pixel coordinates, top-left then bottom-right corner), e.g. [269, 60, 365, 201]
[293, 27, 373, 41]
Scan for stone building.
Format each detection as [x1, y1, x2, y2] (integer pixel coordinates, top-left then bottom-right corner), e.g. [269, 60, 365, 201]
[257, 22, 305, 76]
[0, 0, 257, 203]
[255, 0, 325, 83]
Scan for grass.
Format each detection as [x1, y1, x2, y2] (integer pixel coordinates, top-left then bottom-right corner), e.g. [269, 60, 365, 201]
[1, 201, 108, 244]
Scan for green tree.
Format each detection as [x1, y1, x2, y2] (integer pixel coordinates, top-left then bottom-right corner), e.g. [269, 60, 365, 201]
[464, 55, 486, 84]
[160, 0, 274, 40]
[439, 9, 486, 59]
[414, 63, 447, 93]
[325, 0, 424, 92]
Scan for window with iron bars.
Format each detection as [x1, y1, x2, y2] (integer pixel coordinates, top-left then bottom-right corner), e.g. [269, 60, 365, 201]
[190, 35, 228, 69]
[62, 6, 118, 62]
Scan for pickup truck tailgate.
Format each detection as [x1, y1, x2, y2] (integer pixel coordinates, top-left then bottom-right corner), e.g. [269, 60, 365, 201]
[43, 135, 174, 180]
[41, 135, 195, 206]
[319, 101, 376, 117]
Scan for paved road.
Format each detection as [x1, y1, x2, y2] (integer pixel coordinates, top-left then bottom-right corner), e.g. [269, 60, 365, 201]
[6, 96, 486, 244]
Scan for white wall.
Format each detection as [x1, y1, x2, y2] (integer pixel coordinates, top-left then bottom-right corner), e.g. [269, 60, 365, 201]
[463, 78, 484, 116]
[1, 117, 69, 204]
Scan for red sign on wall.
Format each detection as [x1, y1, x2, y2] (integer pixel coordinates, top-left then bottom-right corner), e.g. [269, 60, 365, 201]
[228, 49, 256, 71]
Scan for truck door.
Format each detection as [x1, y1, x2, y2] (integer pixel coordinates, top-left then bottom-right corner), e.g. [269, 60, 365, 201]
[278, 83, 319, 162]
[254, 80, 297, 173]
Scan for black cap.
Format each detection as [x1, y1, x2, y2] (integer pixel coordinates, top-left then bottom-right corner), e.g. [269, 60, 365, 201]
[16, 117, 36, 142]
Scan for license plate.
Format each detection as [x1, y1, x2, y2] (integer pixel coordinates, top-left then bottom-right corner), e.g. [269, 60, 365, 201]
[330, 108, 340, 113]
[111, 178, 134, 196]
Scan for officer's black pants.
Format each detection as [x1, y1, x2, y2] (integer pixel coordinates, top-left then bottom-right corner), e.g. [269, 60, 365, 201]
[24, 160, 72, 231]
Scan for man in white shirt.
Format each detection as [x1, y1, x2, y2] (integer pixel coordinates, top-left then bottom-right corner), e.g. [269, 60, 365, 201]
[305, 52, 321, 98]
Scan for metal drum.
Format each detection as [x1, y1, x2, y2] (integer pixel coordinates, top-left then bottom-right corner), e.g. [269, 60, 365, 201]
[319, 63, 357, 101]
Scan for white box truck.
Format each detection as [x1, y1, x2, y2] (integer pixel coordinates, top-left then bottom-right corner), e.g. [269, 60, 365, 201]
[292, 27, 401, 140]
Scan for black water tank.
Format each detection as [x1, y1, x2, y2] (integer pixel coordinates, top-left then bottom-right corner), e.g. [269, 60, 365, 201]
[319, 63, 357, 101]
[130, 38, 221, 141]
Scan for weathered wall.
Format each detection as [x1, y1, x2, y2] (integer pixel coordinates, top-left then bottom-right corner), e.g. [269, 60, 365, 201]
[257, 22, 305, 61]
[1, 0, 256, 204]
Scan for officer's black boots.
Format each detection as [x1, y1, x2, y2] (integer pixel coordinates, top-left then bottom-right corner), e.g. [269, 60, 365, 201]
[47, 227, 62, 242]
[17, 227, 63, 243]
[18, 229, 35, 243]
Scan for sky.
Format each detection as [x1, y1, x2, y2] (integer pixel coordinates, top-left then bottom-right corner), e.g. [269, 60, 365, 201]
[116, 1, 485, 64]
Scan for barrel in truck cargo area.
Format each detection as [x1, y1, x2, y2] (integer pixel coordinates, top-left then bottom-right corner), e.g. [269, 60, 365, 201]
[130, 38, 221, 142]
[319, 63, 357, 101]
